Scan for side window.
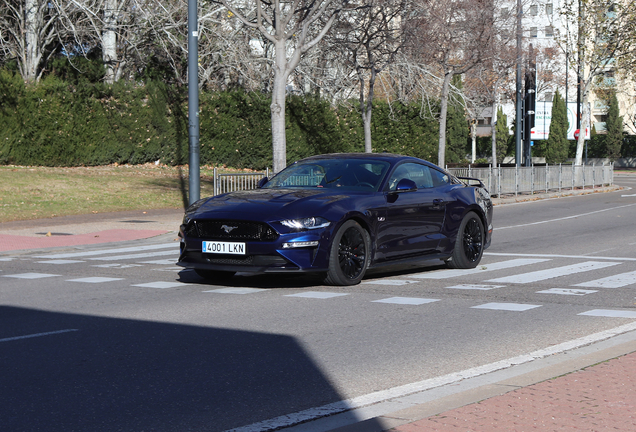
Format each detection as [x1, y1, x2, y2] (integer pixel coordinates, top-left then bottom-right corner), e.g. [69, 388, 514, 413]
[388, 163, 436, 190]
[430, 168, 450, 187]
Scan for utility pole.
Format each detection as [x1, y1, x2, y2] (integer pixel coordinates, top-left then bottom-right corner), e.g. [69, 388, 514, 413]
[515, 0, 523, 166]
[188, 0, 200, 205]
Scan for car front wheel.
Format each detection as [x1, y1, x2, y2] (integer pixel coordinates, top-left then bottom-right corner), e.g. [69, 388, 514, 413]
[324, 220, 370, 286]
[447, 211, 484, 269]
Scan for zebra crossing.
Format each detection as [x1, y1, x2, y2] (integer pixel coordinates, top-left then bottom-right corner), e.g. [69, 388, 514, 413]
[3, 244, 636, 319]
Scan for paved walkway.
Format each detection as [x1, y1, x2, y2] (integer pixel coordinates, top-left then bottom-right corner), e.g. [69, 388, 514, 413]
[390, 350, 636, 431]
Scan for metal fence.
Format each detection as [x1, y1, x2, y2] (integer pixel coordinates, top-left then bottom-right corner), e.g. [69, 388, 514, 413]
[211, 163, 614, 198]
[447, 163, 614, 197]
[212, 167, 269, 196]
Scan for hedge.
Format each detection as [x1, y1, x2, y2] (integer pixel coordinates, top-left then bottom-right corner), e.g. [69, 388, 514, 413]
[0, 70, 446, 169]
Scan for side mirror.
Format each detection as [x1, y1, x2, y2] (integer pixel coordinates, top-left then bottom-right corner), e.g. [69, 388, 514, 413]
[395, 178, 417, 193]
[257, 177, 269, 188]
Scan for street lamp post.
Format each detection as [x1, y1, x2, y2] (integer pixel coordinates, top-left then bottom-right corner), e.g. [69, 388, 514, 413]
[188, 0, 200, 205]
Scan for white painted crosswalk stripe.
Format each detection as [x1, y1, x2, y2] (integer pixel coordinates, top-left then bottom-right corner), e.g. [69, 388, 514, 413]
[362, 279, 421, 286]
[372, 297, 439, 305]
[573, 270, 636, 288]
[472, 302, 542, 312]
[579, 309, 636, 319]
[406, 258, 551, 279]
[33, 243, 177, 259]
[87, 250, 177, 261]
[536, 288, 597, 296]
[487, 261, 620, 284]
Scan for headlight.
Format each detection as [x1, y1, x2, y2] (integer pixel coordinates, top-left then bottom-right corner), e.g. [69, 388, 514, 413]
[280, 217, 330, 230]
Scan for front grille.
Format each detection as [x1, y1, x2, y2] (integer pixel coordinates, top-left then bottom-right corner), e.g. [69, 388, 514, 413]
[193, 220, 279, 241]
[206, 255, 254, 265]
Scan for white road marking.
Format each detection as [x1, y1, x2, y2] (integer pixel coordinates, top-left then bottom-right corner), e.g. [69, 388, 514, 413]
[138, 259, 178, 265]
[621, 193, 636, 197]
[0, 329, 78, 343]
[487, 261, 620, 284]
[486, 252, 636, 262]
[362, 279, 421, 286]
[0, 257, 15, 261]
[536, 288, 598, 296]
[87, 250, 177, 261]
[445, 284, 505, 290]
[132, 281, 189, 289]
[33, 242, 177, 259]
[406, 258, 550, 279]
[573, 270, 636, 288]
[3, 273, 59, 279]
[371, 297, 439, 305]
[203, 287, 270, 294]
[579, 309, 636, 319]
[36, 260, 85, 264]
[472, 302, 542, 312]
[495, 202, 636, 230]
[67, 277, 124, 283]
[226, 321, 636, 432]
[92, 263, 143, 269]
[285, 292, 349, 299]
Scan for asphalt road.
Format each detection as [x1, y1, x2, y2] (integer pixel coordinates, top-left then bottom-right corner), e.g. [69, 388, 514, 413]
[1, 174, 636, 431]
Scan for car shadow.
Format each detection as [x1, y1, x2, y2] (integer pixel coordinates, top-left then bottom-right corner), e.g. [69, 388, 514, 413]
[0, 305, 385, 432]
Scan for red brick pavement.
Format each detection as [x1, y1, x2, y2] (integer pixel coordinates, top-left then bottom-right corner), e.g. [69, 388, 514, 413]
[0, 229, 169, 252]
[392, 352, 636, 431]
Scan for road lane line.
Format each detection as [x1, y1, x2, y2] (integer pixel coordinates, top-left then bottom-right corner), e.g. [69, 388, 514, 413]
[406, 258, 550, 279]
[495, 202, 636, 230]
[0, 329, 78, 343]
[487, 261, 620, 284]
[225, 321, 636, 432]
[485, 252, 636, 262]
[33, 242, 177, 259]
[87, 250, 178, 261]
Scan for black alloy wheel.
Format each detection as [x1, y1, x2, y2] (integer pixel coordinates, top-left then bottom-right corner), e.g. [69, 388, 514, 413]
[447, 211, 484, 269]
[325, 220, 371, 286]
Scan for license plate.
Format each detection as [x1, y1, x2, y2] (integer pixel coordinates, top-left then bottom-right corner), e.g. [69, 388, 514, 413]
[202, 241, 246, 255]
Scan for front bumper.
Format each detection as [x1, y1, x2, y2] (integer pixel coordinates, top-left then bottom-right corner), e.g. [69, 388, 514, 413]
[177, 224, 332, 273]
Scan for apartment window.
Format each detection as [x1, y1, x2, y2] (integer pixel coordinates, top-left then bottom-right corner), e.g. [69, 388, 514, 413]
[530, 27, 538, 38]
[545, 25, 554, 37]
[529, 4, 538, 16]
[545, 3, 553, 15]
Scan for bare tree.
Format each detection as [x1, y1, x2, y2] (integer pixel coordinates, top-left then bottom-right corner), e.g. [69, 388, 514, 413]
[328, 0, 408, 152]
[0, 0, 71, 82]
[213, 0, 347, 173]
[406, 0, 494, 167]
[558, 0, 636, 165]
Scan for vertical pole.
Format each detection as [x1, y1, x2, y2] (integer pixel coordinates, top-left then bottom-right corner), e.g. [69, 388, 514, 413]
[515, 0, 523, 167]
[188, 0, 200, 205]
[213, 167, 217, 196]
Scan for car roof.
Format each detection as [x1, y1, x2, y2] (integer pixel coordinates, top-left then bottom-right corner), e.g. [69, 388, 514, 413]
[299, 153, 418, 163]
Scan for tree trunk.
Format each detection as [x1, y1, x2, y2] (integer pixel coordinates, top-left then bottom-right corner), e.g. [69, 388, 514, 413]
[438, 71, 453, 167]
[271, 41, 288, 173]
[24, 0, 41, 83]
[360, 68, 377, 153]
[103, 0, 118, 84]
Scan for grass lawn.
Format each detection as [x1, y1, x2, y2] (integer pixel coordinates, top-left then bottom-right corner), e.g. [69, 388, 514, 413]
[0, 164, 244, 223]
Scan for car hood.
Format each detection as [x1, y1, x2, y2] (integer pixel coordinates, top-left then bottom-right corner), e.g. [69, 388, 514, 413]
[191, 188, 353, 221]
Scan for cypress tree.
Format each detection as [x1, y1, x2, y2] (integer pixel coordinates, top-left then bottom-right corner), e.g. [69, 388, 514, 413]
[605, 92, 623, 162]
[545, 90, 569, 163]
[495, 107, 509, 164]
[446, 75, 469, 163]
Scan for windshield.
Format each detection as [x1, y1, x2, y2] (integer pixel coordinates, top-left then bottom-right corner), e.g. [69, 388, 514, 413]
[263, 158, 390, 191]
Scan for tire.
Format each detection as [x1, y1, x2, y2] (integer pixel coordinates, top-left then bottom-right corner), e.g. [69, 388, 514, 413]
[446, 211, 484, 269]
[324, 220, 371, 286]
[194, 269, 236, 281]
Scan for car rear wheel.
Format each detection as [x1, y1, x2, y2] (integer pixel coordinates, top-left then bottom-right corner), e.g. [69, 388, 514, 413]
[324, 220, 370, 286]
[194, 269, 236, 281]
[447, 211, 484, 269]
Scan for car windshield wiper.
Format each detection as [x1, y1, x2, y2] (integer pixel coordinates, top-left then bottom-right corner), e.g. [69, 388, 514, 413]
[324, 176, 342, 185]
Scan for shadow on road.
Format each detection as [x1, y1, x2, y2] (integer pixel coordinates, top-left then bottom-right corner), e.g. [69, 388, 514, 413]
[0, 306, 384, 431]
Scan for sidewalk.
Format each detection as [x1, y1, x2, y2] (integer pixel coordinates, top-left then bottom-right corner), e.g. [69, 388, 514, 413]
[0, 208, 183, 252]
[389, 349, 636, 431]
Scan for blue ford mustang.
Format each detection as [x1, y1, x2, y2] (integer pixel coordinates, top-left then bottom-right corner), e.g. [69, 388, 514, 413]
[177, 153, 493, 285]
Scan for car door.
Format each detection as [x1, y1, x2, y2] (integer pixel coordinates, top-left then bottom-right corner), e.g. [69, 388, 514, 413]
[375, 162, 450, 261]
